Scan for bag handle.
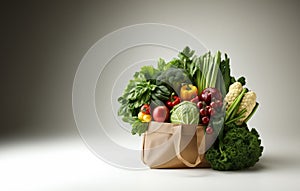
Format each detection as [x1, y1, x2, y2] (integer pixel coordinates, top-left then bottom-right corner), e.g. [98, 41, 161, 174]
[173, 125, 201, 167]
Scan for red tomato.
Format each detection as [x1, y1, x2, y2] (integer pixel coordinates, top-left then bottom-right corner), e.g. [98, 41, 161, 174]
[141, 104, 151, 114]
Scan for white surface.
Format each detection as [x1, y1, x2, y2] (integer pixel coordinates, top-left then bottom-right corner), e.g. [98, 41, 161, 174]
[1, 136, 300, 191]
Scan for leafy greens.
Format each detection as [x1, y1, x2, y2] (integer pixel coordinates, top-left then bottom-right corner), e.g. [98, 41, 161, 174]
[206, 123, 263, 171]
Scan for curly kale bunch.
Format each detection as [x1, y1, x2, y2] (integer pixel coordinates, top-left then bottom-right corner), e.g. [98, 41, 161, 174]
[206, 124, 263, 171]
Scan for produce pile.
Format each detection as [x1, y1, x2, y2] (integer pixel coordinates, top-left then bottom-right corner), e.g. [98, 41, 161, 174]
[118, 47, 263, 170]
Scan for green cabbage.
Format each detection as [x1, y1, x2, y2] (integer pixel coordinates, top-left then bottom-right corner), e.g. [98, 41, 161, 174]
[170, 101, 199, 124]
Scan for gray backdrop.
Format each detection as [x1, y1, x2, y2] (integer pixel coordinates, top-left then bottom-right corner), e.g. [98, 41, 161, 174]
[2, 0, 300, 143]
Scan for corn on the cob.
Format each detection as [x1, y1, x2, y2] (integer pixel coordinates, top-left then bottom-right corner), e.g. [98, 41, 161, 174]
[236, 91, 257, 125]
[224, 82, 243, 109]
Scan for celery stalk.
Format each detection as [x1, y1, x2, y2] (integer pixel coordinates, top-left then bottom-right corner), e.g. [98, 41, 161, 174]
[206, 53, 213, 88]
[210, 51, 221, 87]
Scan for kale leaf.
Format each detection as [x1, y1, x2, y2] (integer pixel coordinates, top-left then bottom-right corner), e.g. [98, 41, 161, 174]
[206, 124, 263, 171]
[219, 54, 246, 95]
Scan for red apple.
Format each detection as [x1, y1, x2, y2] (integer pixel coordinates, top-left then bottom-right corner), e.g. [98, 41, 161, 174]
[152, 106, 169, 122]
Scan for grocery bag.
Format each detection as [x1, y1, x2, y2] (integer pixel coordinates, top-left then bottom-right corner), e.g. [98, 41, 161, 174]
[142, 121, 211, 168]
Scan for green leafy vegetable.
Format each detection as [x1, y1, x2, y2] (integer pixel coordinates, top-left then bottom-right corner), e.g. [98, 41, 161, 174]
[178, 46, 195, 72]
[206, 124, 263, 171]
[157, 58, 168, 71]
[156, 68, 191, 94]
[170, 101, 199, 124]
[118, 80, 155, 119]
[118, 63, 171, 135]
[139, 65, 159, 80]
[237, 76, 246, 86]
[218, 54, 246, 96]
[131, 119, 149, 136]
[219, 54, 231, 95]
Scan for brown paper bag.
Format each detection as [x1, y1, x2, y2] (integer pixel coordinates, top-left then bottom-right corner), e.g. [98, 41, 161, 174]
[142, 121, 211, 169]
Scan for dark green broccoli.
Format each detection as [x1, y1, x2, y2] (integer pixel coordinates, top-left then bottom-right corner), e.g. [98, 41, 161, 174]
[206, 125, 263, 171]
[156, 67, 191, 94]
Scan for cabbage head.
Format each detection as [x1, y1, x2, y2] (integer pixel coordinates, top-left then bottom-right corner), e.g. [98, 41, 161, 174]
[170, 101, 199, 124]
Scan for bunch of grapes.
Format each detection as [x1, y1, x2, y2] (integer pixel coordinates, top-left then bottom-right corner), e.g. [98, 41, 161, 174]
[192, 88, 224, 134]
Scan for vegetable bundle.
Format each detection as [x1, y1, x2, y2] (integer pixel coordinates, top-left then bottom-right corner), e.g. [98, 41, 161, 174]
[118, 47, 263, 171]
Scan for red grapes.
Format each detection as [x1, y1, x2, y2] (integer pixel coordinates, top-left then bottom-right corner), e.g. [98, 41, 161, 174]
[197, 88, 223, 133]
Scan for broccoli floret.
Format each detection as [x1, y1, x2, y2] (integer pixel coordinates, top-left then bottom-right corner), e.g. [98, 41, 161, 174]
[156, 68, 191, 93]
[206, 126, 263, 171]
